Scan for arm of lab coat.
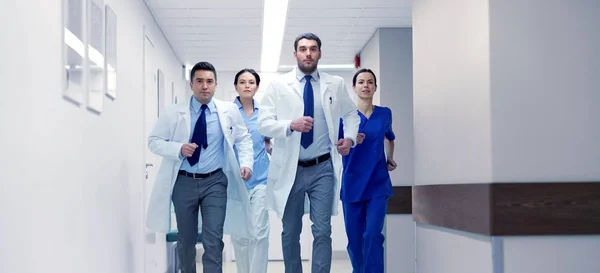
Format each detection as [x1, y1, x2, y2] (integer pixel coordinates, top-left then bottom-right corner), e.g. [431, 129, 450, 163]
[338, 78, 360, 147]
[231, 107, 254, 171]
[257, 82, 293, 139]
[148, 110, 185, 161]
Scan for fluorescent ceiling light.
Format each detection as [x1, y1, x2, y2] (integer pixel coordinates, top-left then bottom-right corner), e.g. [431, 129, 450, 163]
[279, 64, 356, 70]
[260, 0, 290, 72]
[184, 65, 191, 81]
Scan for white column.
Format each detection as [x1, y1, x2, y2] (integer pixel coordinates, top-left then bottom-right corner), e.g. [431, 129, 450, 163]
[489, 1, 600, 272]
[413, 0, 600, 272]
[360, 27, 416, 273]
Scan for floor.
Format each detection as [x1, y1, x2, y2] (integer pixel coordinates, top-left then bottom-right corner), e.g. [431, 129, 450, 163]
[197, 260, 353, 273]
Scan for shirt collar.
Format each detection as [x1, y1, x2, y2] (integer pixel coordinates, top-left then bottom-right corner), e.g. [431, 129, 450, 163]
[296, 67, 320, 83]
[190, 96, 216, 114]
[234, 96, 259, 110]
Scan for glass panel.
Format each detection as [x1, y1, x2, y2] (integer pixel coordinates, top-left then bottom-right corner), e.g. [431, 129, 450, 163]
[105, 5, 117, 99]
[86, 0, 105, 113]
[62, 0, 86, 104]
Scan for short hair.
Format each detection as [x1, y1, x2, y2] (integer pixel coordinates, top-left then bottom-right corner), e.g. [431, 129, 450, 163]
[293, 33, 322, 51]
[233, 68, 261, 86]
[189, 61, 217, 82]
[352, 68, 377, 87]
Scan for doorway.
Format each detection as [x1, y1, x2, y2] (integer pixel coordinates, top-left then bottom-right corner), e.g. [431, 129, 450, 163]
[141, 26, 166, 273]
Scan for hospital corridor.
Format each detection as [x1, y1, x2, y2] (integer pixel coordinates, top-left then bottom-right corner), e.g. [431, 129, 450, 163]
[1, 0, 600, 273]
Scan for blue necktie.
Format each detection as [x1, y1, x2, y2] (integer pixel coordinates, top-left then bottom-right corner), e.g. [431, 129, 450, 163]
[301, 75, 314, 149]
[188, 104, 208, 166]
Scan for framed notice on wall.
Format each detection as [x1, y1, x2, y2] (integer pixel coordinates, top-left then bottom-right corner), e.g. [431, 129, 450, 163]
[105, 5, 117, 100]
[62, 0, 118, 113]
[62, 0, 86, 105]
[85, 0, 105, 114]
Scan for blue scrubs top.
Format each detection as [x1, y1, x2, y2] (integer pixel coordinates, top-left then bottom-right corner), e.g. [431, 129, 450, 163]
[233, 97, 270, 189]
[338, 106, 395, 203]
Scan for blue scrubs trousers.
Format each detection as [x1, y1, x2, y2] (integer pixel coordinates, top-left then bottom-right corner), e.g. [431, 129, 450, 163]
[342, 196, 389, 273]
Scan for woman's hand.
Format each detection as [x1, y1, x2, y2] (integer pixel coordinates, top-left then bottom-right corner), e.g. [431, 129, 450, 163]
[386, 158, 397, 171]
[266, 144, 272, 155]
[356, 133, 365, 144]
[265, 138, 272, 155]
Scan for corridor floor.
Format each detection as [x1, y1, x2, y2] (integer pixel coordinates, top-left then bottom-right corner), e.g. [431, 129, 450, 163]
[197, 260, 353, 272]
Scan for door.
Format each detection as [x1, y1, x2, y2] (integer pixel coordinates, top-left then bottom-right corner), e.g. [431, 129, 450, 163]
[142, 27, 166, 273]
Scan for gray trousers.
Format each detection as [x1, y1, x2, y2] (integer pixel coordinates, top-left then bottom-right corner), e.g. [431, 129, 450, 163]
[171, 170, 227, 273]
[282, 159, 335, 273]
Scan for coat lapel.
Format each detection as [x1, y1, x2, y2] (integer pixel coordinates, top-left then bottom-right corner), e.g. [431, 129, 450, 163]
[319, 72, 333, 105]
[175, 101, 191, 140]
[213, 99, 230, 139]
[286, 68, 303, 99]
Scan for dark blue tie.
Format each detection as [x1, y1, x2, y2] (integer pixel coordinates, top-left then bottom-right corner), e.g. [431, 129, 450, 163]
[188, 104, 208, 166]
[301, 75, 314, 149]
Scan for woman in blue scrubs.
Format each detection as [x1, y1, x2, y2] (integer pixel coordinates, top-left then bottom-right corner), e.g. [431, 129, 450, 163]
[338, 68, 397, 273]
[230, 68, 271, 273]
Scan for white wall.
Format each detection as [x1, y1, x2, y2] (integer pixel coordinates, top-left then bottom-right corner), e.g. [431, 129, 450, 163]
[359, 30, 381, 105]
[0, 1, 184, 273]
[502, 236, 600, 273]
[413, 0, 600, 273]
[488, 1, 600, 272]
[412, 0, 493, 272]
[489, 0, 600, 182]
[412, 0, 493, 187]
[360, 27, 416, 273]
[416, 225, 494, 273]
[381, 28, 416, 273]
[210, 71, 241, 102]
[379, 28, 414, 188]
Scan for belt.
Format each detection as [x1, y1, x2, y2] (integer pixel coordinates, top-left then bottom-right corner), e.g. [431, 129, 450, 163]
[178, 168, 222, 179]
[298, 153, 331, 167]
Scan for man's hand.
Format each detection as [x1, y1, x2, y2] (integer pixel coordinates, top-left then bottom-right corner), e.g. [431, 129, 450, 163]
[336, 138, 353, 156]
[290, 117, 314, 132]
[241, 167, 252, 181]
[181, 143, 198, 157]
[356, 133, 365, 144]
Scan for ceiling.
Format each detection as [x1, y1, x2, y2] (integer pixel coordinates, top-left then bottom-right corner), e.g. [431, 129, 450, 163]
[145, 0, 412, 72]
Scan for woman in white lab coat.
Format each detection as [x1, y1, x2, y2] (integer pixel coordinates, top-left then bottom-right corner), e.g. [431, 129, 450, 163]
[230, 68, 271, 273]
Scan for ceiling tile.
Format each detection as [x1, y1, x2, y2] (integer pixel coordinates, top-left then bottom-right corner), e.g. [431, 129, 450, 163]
[144, 0, 412, 72]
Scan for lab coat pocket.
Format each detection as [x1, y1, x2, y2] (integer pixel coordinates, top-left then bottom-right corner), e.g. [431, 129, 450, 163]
[224, 116, 235, 144]
[328, 96, 341, 116]
[226, 126, 234, 143]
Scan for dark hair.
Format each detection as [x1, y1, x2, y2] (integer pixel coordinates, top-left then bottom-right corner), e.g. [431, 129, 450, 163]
[189, 61, 217, 82]
[233, 68, 261, 86]
[352, 68, 377, 87]
[294, 33, 322, 52]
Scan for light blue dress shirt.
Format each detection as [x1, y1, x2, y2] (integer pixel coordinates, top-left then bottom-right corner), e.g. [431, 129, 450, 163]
[179, 96, 225, 174]
[296, 69, 331, 160]
[233, 97, 269, 189]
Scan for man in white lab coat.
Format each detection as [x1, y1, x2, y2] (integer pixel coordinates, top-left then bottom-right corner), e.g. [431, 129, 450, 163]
[146, 61, 255, 273]
[257, 33, 360, 273]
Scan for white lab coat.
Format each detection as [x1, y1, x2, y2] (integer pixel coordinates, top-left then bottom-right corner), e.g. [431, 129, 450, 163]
[146, 98, 256, 240]
[257, 68, 360, 218]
